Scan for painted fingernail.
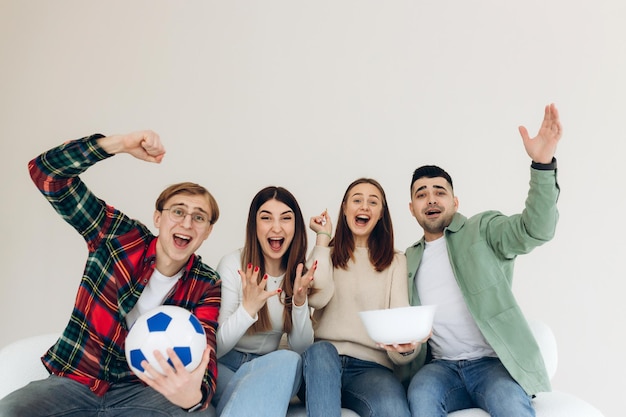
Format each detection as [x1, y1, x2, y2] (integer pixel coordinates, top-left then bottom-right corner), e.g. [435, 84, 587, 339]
[263, 274, 268, 280]
[277, 288, 282, 293]
[254, 266, 260, 272]
[247, 263, 252, 269]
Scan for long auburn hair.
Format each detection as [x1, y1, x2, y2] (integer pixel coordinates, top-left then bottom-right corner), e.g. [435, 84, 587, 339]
[241, 186, 308, 333]
[330, 178, 395, 272]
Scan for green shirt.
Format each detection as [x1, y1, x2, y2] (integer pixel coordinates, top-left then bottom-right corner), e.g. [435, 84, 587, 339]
[401, 165, 559, 395]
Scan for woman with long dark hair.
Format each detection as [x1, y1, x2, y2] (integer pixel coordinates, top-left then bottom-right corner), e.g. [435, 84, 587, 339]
[212, 186, 316, 416]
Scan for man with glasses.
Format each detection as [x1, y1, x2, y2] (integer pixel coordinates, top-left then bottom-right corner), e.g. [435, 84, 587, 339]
[0, 131, 220, 416]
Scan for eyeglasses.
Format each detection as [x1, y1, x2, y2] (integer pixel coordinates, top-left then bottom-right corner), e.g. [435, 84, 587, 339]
[162, 206, 210, 226]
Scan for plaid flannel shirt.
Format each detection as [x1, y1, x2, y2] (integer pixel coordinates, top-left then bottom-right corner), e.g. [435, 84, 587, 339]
[28, 135, 220, 405]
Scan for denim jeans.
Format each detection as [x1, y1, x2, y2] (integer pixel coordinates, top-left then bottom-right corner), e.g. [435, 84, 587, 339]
[213, 349, 302, 417]
[300, 341, 410, 417]
[0, 375, 213, 416]
[407, 357, 535, 417]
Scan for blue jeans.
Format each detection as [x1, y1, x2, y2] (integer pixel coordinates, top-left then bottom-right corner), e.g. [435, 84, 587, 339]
[213, 349, 302, 417]
[300, 341, 410, 417]
[0, 375, 212, 416]
[407, 357, 535, 417]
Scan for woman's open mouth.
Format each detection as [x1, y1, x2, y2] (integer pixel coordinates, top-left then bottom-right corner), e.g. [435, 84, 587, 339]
[268, 237, 285, 251]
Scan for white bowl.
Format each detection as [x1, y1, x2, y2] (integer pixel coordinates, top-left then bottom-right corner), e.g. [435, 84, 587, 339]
[359, 305, 436, 345]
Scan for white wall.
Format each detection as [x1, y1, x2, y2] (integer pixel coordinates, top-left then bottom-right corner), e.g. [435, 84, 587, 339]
[1, 1, 623, 415]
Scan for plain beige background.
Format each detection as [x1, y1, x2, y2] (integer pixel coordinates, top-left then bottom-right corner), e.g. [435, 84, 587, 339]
[1, 1, 623, 416]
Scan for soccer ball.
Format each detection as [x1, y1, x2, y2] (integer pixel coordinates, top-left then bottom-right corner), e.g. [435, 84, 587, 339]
[125, 305, 207, 377]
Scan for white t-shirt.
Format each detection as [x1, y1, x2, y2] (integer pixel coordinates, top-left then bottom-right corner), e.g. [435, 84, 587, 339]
[125, 268, 183, 328]
[416, 236, 496, 360]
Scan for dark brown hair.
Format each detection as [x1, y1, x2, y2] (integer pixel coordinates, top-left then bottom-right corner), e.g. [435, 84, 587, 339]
[241, 186, 308, 333]
[410, 165, 454, 195]
[331, 178, 395, 272]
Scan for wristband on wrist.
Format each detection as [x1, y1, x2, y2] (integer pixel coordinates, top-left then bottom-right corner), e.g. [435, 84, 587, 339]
[317, 231, 332, 239]
[531, 157, 557, 170]
[183, 386, 207, 413]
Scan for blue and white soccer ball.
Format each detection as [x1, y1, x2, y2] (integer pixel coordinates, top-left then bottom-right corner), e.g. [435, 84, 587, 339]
[125, 305, 207, 377]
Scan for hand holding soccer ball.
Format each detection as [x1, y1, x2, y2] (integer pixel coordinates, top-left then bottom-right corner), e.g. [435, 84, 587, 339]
[125, 305, 207, 377]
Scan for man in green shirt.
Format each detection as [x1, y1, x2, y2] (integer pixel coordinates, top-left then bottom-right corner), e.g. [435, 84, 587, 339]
[405, 104, 562, 417]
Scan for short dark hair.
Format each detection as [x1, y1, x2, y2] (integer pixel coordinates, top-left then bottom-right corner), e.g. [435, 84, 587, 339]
[410, 165, 454, 194]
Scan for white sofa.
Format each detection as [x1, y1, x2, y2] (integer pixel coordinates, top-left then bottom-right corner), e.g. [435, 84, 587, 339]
[0, 321, 604, 416]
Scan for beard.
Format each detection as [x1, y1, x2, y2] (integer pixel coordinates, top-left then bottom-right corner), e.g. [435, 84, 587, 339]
[420, 214, 453, 235]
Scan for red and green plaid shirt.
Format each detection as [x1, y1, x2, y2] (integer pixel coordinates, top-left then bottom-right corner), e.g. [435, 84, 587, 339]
[28, 135, 221, 402]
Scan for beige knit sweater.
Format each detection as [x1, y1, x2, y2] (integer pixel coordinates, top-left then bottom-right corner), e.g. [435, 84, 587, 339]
[307, 245, 417, 369]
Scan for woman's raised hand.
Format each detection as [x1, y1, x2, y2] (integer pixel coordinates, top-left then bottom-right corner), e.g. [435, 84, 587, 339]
[310, 209, 332, 246]
[293, 261, 317, 307]
[239, 263, 281, 318]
